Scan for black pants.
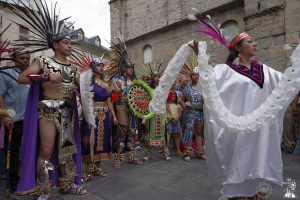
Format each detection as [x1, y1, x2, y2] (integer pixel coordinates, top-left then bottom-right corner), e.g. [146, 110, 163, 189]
[4, 120, 23, 192]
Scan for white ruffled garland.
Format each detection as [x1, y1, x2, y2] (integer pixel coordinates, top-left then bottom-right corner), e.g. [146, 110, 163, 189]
[80, 69, 96, 128]
[149, 42, 193, 113]
[150, 41, 300, 134]
[198, 41, 300, 133]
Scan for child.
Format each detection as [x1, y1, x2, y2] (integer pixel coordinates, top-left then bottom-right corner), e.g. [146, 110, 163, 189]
[166, 91, 183, 158]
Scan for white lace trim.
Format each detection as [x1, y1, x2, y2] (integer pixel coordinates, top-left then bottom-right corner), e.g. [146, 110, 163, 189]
[150, 41, 300, 134]
[80, 69, 96, 128]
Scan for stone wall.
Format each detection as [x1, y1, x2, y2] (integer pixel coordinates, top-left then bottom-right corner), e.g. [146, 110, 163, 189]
[284, 0, 300, 64]
[111, 1, 245, 76]
[110, 0, 300, 74]
[110, 0, 237, 42]
[244, 0, 287, 71]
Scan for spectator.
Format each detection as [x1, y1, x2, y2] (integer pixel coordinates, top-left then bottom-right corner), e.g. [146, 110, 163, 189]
[0, 50, 30, 192]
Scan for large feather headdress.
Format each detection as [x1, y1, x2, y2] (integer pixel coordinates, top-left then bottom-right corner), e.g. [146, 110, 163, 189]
[135, 60, 165, 80]
[10, 0, 74, 54]
[110, 33, 135, 76]
[180, 52, 199, 76]
[71, 52, 116, 79]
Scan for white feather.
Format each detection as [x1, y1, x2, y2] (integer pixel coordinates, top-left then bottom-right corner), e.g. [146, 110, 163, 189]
[80, 69, 96, 128]
[191, 8, 198, 14]
[283, 43, 293, 51]
[188, 14, 197, 21]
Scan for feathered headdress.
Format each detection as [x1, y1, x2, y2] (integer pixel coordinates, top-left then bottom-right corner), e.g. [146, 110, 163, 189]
[110, 33, 135, 76]
[180, 52, 199, 76]
[136, 59, 165, 80]
[71, 53, 103, 72]
[71, 52, 117, 80]
[10, 0, 74, 54]
[189, 8, 253, 51]
[0, 24, 12, 54]
[188, 8, 230, 49]
[0, 24, 26, 70]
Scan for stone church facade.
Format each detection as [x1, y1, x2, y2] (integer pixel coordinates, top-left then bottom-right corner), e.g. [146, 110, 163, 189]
[109, 0, 300, 73]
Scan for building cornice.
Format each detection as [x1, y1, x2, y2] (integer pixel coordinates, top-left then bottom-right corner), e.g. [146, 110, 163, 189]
[243, 4, 285, 21]
[108, 0, 118, 5]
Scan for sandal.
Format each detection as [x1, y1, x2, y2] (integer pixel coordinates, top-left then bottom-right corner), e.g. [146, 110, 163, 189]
[197, 153, 206, 160]
[81, 174, 93, 183]
[114, 162, 121, 169]
[129, 156, 143, 165]
[62, 183, 87, 195]
[128, 151, 143, 165]
[165, 156, 172, 161]
[143, 149, 151, 161]
[184, 156, 192, 162]
[195, 148, 206, 160]
[134, 145, 142, 151]
[94, 169, 108, 177]
[36, 194, 49, 200]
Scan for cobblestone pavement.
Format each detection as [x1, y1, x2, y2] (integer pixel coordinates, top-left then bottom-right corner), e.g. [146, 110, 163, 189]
[1, 149, 300, 200]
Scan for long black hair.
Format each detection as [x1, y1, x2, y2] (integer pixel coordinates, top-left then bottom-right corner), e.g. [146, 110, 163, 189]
[226, 39, 244, 63]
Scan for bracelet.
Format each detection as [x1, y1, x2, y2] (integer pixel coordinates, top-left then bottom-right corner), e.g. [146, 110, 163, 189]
[27, 73, 49, 83]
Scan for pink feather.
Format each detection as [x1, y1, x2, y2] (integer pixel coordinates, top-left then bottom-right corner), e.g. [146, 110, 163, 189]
[194, 17, 229, 49]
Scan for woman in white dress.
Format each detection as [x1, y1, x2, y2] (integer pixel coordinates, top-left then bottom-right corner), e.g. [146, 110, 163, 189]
[150, 30, 300, 199]
[200, 32, 284, 199]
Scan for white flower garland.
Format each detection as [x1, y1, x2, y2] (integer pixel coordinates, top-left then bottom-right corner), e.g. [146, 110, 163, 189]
[150, 41, 300, 134]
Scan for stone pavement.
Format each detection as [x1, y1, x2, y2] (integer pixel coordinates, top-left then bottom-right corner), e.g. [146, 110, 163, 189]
[1, 149, 300, 200]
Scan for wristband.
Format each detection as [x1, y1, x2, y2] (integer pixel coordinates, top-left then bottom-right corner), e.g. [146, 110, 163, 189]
[27, 73, 49, 83]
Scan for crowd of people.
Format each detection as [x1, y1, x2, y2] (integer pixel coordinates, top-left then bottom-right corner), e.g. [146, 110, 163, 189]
[0, 1, 299, 200]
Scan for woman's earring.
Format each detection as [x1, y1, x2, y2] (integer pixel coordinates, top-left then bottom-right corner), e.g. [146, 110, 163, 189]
[232, 54, 240, 66]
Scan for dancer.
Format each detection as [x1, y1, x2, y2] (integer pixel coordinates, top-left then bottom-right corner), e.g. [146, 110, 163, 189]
[150, 15, 300, 199]
[11, 1, 87, 199]
[140, 62, 169, 161]
[110, 36, 143, 168]
[73, 54, 118, 182]
[180, 64, 205, 162]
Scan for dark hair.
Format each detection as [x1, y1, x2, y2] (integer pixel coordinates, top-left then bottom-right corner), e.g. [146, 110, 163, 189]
[226, 39, 244, 63]
[51, 41, 58, 51]
[173, 92, 178, 103]
[150, 74, 160, 89]
[11, 49, 30, 59]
